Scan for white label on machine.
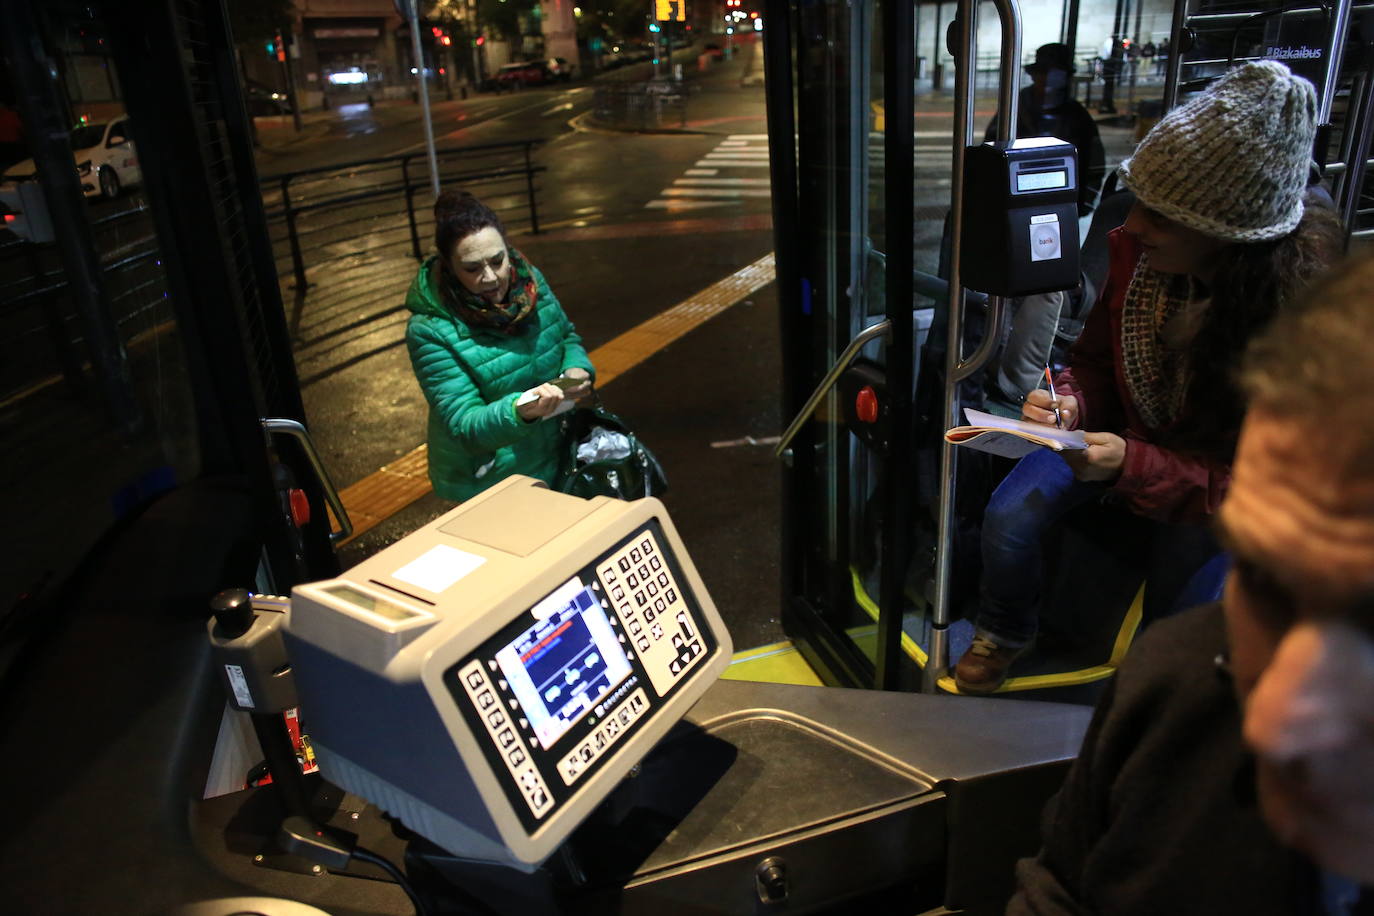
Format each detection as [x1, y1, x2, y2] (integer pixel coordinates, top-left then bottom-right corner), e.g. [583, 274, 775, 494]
[225, 664, 254, 708]
[393, 544, 486, 594]
[1029, 214, 1061, 262]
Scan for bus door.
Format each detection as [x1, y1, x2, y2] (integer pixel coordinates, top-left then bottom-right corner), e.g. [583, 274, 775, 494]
[765, 0, 1024, 691]
[768, 0, 1373, 696]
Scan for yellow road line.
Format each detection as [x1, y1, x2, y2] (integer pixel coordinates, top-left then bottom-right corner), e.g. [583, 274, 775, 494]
[334, 251, 777, 545]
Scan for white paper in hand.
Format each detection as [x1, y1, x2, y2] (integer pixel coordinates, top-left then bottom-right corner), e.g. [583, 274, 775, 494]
[944, 408, 1087, 458]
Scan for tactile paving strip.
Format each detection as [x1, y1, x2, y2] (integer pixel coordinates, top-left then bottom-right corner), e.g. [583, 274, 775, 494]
[333, 253, 777, 545]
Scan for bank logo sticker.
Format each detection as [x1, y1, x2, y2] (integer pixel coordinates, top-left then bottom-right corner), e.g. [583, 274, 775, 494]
[1029, 214, 1061, 262]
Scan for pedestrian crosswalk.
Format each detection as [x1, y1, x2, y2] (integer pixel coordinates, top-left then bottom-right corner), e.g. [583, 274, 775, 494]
[646, 130, 960, 211]
[646, 134, 773, 211]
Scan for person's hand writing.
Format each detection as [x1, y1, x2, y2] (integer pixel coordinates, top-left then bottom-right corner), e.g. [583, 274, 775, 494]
[1022, 388, 1079, 428]
[1060, 432, 1126, 482]
[516, 383, 566, 421]
[560, 367, 593, 402]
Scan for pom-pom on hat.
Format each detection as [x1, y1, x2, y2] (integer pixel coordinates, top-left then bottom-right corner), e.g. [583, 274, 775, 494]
[1117, 60, 1316, 242]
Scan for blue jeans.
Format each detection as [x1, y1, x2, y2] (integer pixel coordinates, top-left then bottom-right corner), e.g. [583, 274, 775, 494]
[977, 449, 1105, 645]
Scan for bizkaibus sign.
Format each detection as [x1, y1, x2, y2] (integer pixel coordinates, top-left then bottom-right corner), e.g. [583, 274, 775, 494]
[1261, 12, 1330, 100]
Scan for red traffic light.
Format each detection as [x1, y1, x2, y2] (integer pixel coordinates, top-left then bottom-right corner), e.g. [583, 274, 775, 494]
[475, 35, 485, 46]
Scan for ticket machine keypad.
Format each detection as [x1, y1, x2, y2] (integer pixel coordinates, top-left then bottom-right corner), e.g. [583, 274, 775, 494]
[597, 533, 705, 697]
[457, 660, 553, 818]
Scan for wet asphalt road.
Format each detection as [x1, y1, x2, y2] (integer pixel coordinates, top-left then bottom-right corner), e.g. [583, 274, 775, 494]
[264, 49, 790, 650]
[248, 50, 1143, 653]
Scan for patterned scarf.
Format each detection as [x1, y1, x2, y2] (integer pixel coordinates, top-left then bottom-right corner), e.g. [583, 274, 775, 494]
[437, 247, 539, 336]
[1119, 254, 1196, 431]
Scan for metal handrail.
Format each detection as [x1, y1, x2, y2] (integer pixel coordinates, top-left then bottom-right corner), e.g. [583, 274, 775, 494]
[927, 0, 1020, 690]
[773, 320, 891, 458]
[262, 418, 354, 543]
[771, 263, 974, 460]
[1320, 0, 1354, 124]
[257, 139, 543, 187]
[259, 140, 545, 292]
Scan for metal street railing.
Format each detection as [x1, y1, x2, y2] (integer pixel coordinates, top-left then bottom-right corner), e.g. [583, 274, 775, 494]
[258, 140, 546, 293]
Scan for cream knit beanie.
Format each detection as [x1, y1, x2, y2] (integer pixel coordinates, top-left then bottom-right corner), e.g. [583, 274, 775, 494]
[1117, 60, 1317, 242]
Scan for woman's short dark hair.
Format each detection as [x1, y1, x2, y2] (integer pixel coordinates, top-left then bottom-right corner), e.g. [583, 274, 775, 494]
[434, 190, 507, 259]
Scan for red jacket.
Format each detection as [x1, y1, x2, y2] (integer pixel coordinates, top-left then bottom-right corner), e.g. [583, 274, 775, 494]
[1054, 227, 1231, 523]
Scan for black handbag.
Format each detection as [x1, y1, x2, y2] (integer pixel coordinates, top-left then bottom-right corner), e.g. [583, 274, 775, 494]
[555, 399, 668, 500]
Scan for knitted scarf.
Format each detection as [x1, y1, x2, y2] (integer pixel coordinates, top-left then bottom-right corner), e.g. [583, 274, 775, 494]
[1119, 254, 1195, 431]
[438, 247, 539, 336]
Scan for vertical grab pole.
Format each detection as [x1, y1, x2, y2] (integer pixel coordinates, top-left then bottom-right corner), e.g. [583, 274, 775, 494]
[1318, 0, 1353, 127]
[927, 0, 1020, 692]
[1162, 0, 1188, 110]
[877, 0, 917, 691]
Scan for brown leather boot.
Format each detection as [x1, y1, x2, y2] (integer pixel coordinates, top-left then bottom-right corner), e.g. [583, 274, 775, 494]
[954, 633, 1030, 694]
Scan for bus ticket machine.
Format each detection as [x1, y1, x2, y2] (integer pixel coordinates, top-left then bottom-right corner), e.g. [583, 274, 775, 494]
[284, 475, 732, 871]
[279, 476, 1090, 914]
[961, 137, 1081, 296]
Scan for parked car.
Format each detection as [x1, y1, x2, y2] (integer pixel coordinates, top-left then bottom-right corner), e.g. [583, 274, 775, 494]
[545, 57, 575, 81]
[600, 44, 630, 69]
[243, 80, 293, 116]
[0, 117, 140, 200]
[703, 43, 725, 60]
[494, 61, 555, 88]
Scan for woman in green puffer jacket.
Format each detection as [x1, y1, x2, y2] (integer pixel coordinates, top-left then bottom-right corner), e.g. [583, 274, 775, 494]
[405, 190, 595, 502]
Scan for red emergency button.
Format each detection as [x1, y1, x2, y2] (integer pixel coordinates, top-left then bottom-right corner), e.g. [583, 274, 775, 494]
[855, 386, 880, 424]
[288, 488, 311, 527]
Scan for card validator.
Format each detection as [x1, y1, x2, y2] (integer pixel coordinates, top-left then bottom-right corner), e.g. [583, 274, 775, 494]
[960, 136, 1081, 297]
[284, 476, 733, 870]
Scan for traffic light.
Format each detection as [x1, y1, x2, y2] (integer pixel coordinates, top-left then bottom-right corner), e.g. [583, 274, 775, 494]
[0, 183, 55, 244]
[475, 35, 485, 47]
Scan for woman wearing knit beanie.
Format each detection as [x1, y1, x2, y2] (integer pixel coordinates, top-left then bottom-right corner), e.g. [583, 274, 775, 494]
[955, 61, 1344, 695]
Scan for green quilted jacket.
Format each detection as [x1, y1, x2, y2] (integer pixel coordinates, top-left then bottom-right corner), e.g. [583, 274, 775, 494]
[405, 256, 595, 502]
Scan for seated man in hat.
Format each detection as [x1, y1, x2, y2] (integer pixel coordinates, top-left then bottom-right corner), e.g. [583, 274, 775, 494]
[986, 42, 1105, 217]
[1008, 253, 1374, 914]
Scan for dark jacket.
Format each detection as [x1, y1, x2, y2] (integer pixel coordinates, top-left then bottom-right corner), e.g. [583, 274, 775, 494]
[986, 88, 1107, 214]
[405, 256, 594, 502]
[1008, 603, 1321, 915]
[1054, 228, 1231, 523]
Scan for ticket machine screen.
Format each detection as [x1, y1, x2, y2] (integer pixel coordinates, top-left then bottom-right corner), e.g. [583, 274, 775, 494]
[496, 579, 633, 751]
[446, 520, 717, 833]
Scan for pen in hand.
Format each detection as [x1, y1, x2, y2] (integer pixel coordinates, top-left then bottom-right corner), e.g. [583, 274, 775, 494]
[1044, 365, 1064, 429]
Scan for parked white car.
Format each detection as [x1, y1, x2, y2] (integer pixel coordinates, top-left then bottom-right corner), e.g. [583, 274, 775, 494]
[0, 117, 141, 200]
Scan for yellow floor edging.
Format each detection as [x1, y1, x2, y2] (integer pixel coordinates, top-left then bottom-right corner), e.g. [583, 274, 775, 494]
[849, 565, 1144, 694]
[333, 252, 778, 546]
[723, 639, 823, 687]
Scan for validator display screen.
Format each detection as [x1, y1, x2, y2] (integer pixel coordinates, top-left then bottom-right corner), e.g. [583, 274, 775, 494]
[1016, 169, 1068, 192]
[494, 577, 633, 751]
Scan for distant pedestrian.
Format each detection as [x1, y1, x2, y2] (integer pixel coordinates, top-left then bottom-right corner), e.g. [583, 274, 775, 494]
[405, 190, 596, 502]
[1099, 37, 1123, 114]
[1155, 38, 1170, 77]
